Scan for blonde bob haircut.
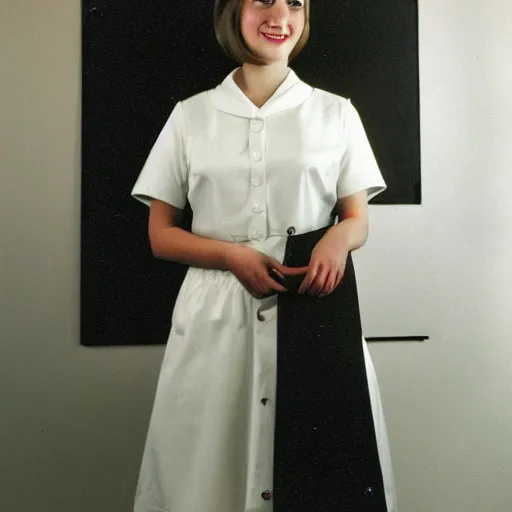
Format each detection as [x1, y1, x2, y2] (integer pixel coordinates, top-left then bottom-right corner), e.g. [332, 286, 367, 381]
[214, 0, 310, 65]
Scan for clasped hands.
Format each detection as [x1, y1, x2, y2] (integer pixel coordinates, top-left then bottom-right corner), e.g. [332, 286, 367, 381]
[226, 230, 349, 299]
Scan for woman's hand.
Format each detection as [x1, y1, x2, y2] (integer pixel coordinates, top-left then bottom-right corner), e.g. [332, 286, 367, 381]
[298, 227, 349, 297]
[225, 245, 308, 299]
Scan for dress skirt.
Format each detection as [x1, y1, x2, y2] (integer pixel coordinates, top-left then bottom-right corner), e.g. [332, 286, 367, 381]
[133, 265, 397, 512]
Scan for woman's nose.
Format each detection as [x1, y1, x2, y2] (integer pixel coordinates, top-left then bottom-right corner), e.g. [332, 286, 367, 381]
[266, 1, 289, 29]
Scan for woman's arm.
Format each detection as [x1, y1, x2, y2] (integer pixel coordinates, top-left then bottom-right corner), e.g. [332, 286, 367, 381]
[148, 199, 235, 270]
[297, 190, 370, 296]
[329, 190, 370, 252]
[147, 199, 301, 297]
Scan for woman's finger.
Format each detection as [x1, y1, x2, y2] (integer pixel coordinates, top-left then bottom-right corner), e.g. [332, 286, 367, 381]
[281, 265, 309, 276]
[268, 258, 308, 277]
[264, 272, 287, 293]
[309, 266, 329, 295]
[320, 268, 338, 296]
[306, 261, 323, 294]
[298, 265, 318, 294]
[334, 269, 343, 289]
[249, 271, 267, 296]
[244, 282, 261, 299]
[270, 268, 285, 281]
[253, 285, 269, 298]
[268, 267, 285, 284]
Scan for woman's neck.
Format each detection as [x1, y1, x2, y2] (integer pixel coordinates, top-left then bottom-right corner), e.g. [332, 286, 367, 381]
[234, 62, 290, 108]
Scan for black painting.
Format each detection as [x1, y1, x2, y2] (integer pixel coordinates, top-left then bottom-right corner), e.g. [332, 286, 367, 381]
[81, 0, 420, 346]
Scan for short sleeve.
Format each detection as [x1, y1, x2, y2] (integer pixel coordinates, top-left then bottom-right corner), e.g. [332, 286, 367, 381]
[131, 101, 188, 209]
[337, 99, 387, 202]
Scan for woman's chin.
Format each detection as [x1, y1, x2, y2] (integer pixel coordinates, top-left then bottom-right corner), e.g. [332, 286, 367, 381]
[250, 49, 290, 66]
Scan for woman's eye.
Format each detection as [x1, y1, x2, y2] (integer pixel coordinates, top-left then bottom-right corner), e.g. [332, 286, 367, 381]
[256, 0, 304, 7]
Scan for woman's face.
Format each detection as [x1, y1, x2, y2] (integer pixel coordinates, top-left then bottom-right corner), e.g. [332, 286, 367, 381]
[240, 0, 306, 64]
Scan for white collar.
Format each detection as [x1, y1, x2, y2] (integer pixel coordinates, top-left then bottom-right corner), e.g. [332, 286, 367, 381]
[209, 67, 313, 118]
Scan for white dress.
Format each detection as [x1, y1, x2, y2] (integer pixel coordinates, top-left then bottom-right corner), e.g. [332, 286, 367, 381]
[131, 68, 398, 512]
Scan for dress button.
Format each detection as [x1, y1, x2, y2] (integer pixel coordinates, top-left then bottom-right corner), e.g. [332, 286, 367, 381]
[261, 398, 268, 405]
[252, 151, 262, 162]
[251, 177, 261, 187]
[252, 203, 263, 213]
[261, 490, 272, 501]
[250, 119, 264, 132]
[287, 226, 296, 235]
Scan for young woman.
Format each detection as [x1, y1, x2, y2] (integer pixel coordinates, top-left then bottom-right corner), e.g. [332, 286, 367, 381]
[131, 0, 397, 510]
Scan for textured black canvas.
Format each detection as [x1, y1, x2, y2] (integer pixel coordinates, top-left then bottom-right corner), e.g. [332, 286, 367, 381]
[81, 0, 420, 346]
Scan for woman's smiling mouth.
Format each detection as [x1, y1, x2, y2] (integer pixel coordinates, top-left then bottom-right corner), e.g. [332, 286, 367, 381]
[261, 33, 290, 43]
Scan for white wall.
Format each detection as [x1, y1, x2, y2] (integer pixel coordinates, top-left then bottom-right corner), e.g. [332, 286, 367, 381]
[1, 1, 511, 511]
[357, 1, 512, 510]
